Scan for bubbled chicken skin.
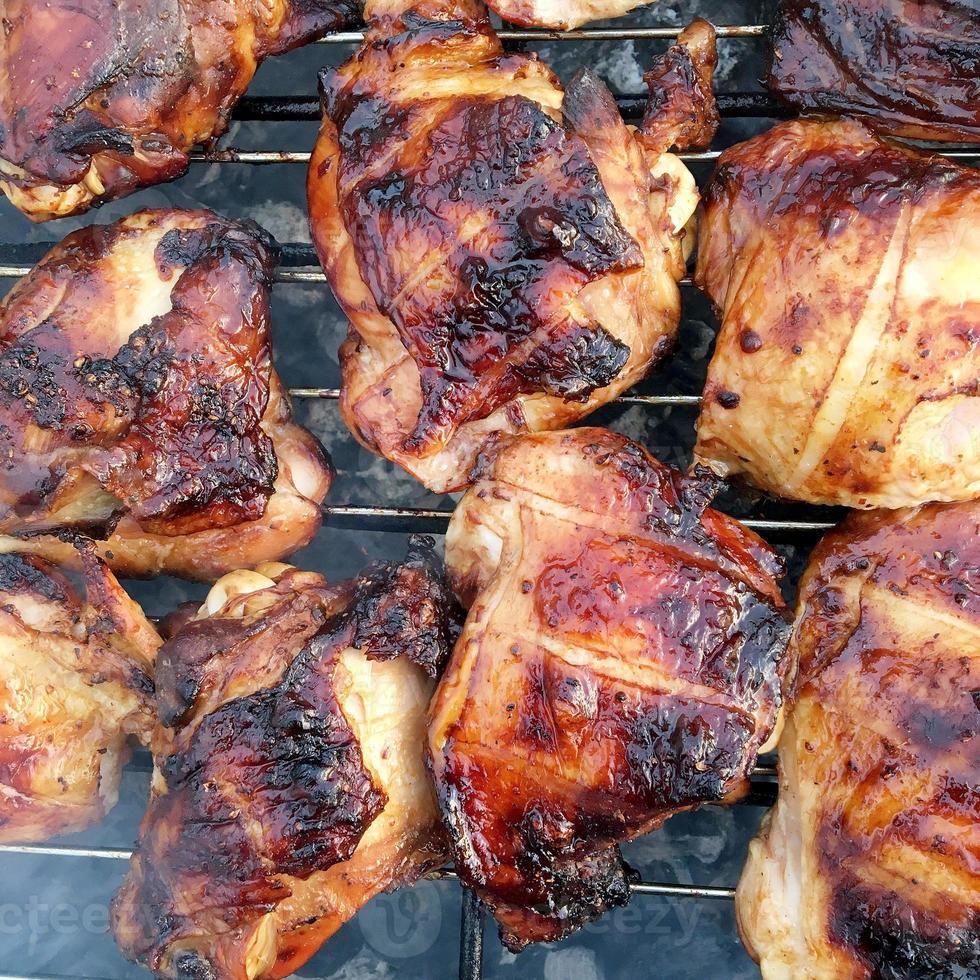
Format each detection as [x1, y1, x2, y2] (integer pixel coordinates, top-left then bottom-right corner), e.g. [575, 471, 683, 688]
[769, 0, 980, 144]
[309, 1, 717, 491]
[738, 503, 980, 978]
[0, 210, 331, 580]
[428, 428, 791, 949]
[0, 0, 360, 220]
[0, 548, 160, 843]
[695, 118, 980, 509]
[112, 538, 462, 980]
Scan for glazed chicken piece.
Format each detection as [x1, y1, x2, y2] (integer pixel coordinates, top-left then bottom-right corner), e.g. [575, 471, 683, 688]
[769, 0, 980, 143]
[695, 118, 980, 510]
[112, 538, 461, 980]
[309, 1, 718, 492]
[738, 502, 980, 978]
[0, 547, 160, 843]
[0, 0, 360, 220]
[482, 0, 649, 29]
[428, 428, 791, 949]
[0, 209, 332, 580]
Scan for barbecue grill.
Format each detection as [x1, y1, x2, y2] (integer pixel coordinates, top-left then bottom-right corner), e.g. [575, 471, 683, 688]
[0, 2, 975, 976]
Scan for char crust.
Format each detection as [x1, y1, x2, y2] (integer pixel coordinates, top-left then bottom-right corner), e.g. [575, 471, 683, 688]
[309, 4, 716, 491]
[113, 537, 462, 979]
[737, 502, 980, 978]
[429, 428, 790, 949]
[769, 0, 980, 143]
[0, 209, 332, 579]
[0, 0, 360, 219]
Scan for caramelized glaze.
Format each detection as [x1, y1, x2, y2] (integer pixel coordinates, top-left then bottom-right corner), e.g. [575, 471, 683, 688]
[428, 428, 790, 948]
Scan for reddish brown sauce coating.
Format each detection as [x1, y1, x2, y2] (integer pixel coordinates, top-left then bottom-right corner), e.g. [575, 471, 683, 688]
[113, 537, 462, 980]
[0, 210, 332, 579]
[0, 547, 160, 844]
[694, 118, 980, 510]
[737, 502, 980, 978]
[309, 4, 716, 491]
[768, 0, 980, 143]
[0, 0, 360, 218]
[430, 428, 790, 949]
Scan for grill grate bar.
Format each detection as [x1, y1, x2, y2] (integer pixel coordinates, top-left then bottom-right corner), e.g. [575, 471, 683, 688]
[232, 92, 790, 121]
[315, 25, 769, 43]
[287, 387, 702, 406]
[185, 147, 980, 166]
[0, 844, 736, 901]
[321, 505, 835, 535]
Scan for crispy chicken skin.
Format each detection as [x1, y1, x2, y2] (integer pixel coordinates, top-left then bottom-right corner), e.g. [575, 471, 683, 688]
[112, 538, 462, 980]
[0, 548, 160, 843]
[769, 0, 980, 144]
[738, 503, 980, 978]
[695, 118, 980, 510]
[480, 0, 648, 29]
[428, 428, 791, 949]
[0, 210, 332, 580]
[0, 0, 360, 220]
[309, 1, 717, 492]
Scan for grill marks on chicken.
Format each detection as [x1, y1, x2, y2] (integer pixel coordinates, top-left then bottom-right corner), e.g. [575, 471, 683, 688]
[0, 210, 331, 579]
[738, 503, 980, 979]
[769, 0, 980, 144]
[0, 548, 160, 843]
[310, 3, 716, 491]
[695, 118, 980, 510]
[428, 428, 790, 949]
[0, 0, 360, 220]
[112, 538, 462, 980]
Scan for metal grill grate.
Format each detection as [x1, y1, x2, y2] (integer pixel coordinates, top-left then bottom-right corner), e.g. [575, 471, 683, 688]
[0, 9, 977, 980]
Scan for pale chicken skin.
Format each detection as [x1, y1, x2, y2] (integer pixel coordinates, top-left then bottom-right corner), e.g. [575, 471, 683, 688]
[0, 0, 360, 220]
[483, 0, 650, 29]
[738, 503, 980, 978]
[428, 428, 791, 949]
[112, 538, 462, 980]
[0, 548, 160, 843]
[309, 1, 717, 492]
[695, 118, 980, 509]
[0, 210, 332, 580]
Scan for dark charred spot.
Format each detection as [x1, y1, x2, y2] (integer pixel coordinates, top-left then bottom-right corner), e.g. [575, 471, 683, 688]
[716, 390, 740, 409]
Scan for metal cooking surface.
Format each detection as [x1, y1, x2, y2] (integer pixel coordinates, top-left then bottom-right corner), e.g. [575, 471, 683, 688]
[0, 2, 975, 977]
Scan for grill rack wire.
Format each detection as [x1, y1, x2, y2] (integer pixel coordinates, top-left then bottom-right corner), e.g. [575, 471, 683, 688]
[0, 11, 977, 980]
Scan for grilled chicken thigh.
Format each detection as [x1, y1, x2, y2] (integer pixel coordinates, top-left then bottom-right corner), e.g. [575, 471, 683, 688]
[738, 503, 980, 978]
[0, 0, 360, 220]
[695, 118, 980, 509]
[309, 2, 717, 491]
[0, 210, 331, 579]
[482, 0, 648, 29]
[770, 0, 980, 143]
[0, 548, 159, 843]
[428, 428, 791, 948]
[113, 539, 461, 980]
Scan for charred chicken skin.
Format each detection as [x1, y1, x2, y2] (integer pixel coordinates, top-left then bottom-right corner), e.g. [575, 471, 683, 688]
[695, 118, 980, 509]
[480, 0, 649, 29]
[0, 209, 332, 580]
[769, 0, 980, 144]
[309, 1, 718, 492]
[0, 0, 360, 221]
[112, 538, 461, 980]
[428, 428, 791, 949]
[738, 502, 980, 978]
[0, 547, 160, 843]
